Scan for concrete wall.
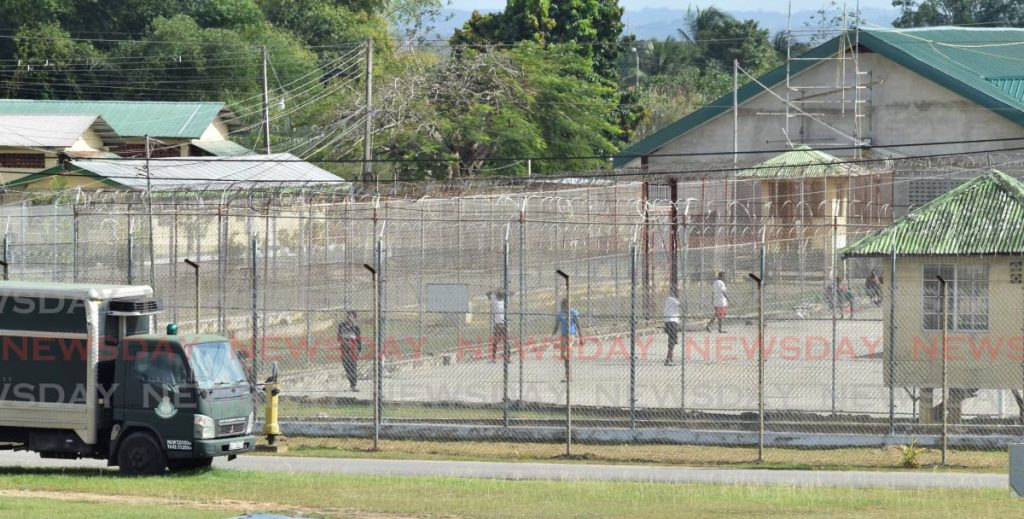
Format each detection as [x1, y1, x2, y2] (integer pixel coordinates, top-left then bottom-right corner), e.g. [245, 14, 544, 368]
[635, 50, 1024, 171]
[198, 117, 230, 142]
[883, 255, 1023, 389]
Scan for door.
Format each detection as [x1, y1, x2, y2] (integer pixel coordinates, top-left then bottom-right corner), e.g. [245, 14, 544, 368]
[120, 339, 196, 454]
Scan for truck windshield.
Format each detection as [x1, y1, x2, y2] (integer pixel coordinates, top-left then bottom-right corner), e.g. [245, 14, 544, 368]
[187, 342, 248, 389]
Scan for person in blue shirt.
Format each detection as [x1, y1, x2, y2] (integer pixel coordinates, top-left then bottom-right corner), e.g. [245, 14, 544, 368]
[552, 298, 581, 361]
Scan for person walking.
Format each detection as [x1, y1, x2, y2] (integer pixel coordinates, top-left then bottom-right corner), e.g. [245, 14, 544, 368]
[486, 289, 509, 362]
[865, 270, 882, 306]
[838, 277, 856, 319]
[705, 271, 728, 333]
[824, 278, 840, 319]
[663, 291, 681, 366]
[552, 298, 581, 375]
[338, 310, 362, 392]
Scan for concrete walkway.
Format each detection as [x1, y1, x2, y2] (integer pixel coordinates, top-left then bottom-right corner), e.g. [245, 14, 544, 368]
[0, 451, 1005, 489]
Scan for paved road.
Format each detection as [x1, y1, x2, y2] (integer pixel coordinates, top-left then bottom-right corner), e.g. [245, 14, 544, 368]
[0, 451, 1005, 489]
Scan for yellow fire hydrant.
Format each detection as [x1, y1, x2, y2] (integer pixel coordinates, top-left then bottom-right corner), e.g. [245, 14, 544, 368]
[262, 363, 281, 446]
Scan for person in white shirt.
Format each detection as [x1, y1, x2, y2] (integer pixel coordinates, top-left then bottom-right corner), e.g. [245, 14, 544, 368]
[486, 289, 509, 362]
[663, 292, 681, 366]
[705, 271, 728, 333]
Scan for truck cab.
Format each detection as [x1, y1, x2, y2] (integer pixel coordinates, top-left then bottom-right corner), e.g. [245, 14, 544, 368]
[0, 282, 256, 475]
[108, 332, 256, 474]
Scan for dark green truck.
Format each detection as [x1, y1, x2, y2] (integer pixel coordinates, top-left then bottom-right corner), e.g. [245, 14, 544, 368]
[0, 281, 256, 475]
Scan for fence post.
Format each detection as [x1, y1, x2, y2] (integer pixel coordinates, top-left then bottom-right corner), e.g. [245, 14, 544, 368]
[748, 244, 766, 464]
[375, 239, 385, 449]
[304, 207, 313, 368]
[170, 207, 178, 322]
[938, 274, 948, 466]
[1, 231, 8, 281]
[888, 246, 897, 437]
[830, 214, 838, 416]
[72, 206, 79, 283]
[629, 242, 637, 430]
[51, 202, 57, 281]
[217, 207, 226, 335]
[681, 217, 688, 412]
[250, 233, 259, 386]
[502, 232, 511, 428]
[127, 215, 135, 285]
[518, 202, 526, 405]
[556, 269, 571, 457]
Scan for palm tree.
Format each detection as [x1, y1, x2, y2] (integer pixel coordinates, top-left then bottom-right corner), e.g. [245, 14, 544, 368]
[679, 5, 729, 43]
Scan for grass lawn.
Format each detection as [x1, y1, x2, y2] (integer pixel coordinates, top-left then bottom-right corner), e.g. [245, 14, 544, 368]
[0, 466, 1018, 519]
[255, 436, 1009, 473]
[0, 495, 239, 519]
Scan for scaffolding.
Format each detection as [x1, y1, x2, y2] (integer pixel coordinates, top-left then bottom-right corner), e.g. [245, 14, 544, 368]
[779, 1, 869, 153]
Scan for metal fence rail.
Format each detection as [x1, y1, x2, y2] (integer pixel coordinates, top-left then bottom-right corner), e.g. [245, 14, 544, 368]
[4, 169, 1024, 459]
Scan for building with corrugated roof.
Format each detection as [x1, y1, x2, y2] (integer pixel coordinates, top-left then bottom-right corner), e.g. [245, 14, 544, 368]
[0, 114, 123, 185]
[0, 99, 246, 159]
[615, 27, 1024, 220]
[10, 153, 349, 192]
[842, 169, 1024, 422]
[739, 145, 878, 252]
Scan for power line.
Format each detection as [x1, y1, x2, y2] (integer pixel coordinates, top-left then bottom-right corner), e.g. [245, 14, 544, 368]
[22, 143, 1024, 186]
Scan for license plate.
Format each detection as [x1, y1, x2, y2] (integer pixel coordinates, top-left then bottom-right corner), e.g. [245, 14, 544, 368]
[228, 441, 245, 451]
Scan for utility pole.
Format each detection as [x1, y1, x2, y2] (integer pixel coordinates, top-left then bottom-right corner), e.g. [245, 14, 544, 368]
[632, 47, 639, 89]
[261, 46, 271, 154]
[362, 38, 374, 189]
[145, 136, 156, 293]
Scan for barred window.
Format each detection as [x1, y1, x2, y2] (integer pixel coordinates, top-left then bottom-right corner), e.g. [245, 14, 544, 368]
[922, 264, 988, 331]
[0, 153, 45, 168]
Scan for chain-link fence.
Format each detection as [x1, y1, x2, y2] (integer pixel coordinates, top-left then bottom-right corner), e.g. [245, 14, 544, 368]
[4, 165, 1024, 459]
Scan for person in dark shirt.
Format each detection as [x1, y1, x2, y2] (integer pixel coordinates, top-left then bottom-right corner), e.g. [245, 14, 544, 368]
[337, 311, 362, 392]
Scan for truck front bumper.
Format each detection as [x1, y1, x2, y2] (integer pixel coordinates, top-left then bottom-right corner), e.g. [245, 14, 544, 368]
[194, 435, 256, 457]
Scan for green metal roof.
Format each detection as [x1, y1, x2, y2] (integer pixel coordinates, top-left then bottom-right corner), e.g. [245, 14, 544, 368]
[989, 78, 1024, 103]
[0, 100, 238, 139]
[841, 169, 1024, 257]
[614, 27, 1024, 168]
[191, 140, 254, 156]
[736, 145, 867, 178]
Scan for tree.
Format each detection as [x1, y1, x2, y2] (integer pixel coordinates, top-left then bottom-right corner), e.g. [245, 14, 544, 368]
[451, 0, 625, 78]
[369, 43, 618, 178]
[2, 23, 100, 99]
[620, 37, 696, 88]
[680, 6, 779, 75]
[892, 0, 1024, 27]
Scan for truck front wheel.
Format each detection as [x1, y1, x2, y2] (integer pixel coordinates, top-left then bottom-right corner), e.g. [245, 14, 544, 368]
[117, 432, 166, 476]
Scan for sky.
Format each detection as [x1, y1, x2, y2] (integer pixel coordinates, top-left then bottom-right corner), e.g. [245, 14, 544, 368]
[448, 0, 895, 11]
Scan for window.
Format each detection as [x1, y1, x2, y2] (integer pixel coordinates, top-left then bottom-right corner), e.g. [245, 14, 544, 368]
[133, 349, 188, 386]
[0, 153, 45, 168]
[116, 144, 181, 158]
[922, 264, 988, 331]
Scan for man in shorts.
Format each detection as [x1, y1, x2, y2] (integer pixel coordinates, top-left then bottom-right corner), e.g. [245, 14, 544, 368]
[705, 271, 728, 333]
[663, 291, 681, 366]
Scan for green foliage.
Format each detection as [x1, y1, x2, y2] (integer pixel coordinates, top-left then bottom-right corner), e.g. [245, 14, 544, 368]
[366, 43, 618, 178]
[900, 439, 925, 468]
[3, 23, 101, 99]
[450, 0, 632, 152]
[892, 0, 1024, 27]
[681, 6, 779, 75]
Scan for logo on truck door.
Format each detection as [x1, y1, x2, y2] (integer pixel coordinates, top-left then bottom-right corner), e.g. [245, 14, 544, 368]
[155, 396, 178, 419]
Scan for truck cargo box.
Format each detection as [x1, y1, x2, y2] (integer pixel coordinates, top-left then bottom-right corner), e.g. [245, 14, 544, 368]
[0, 282, 153, 445]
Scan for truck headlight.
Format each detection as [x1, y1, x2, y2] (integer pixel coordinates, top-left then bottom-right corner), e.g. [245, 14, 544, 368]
[245, 411, 255, 435]
[194, 414, 216, 439]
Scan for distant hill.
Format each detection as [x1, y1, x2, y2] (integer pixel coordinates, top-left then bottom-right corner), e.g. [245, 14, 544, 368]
[414, 7, 897, 42]
[624, 7, 898, 40]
